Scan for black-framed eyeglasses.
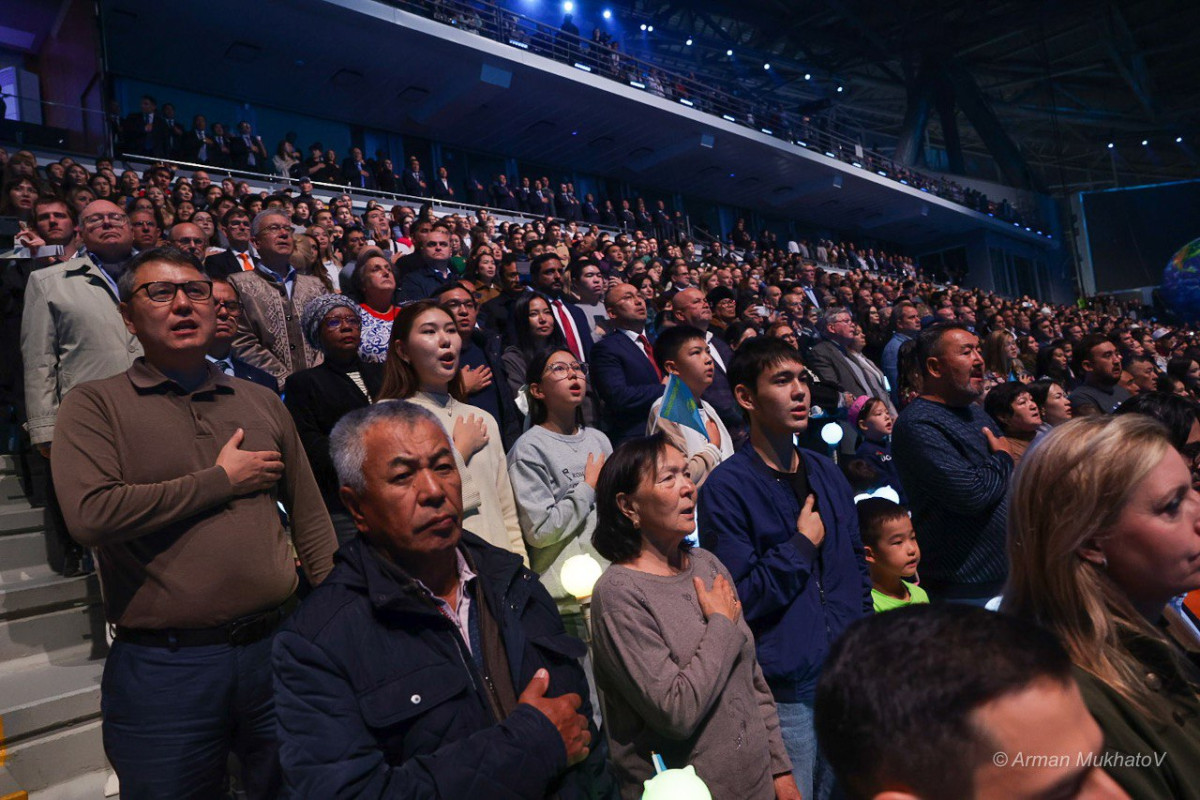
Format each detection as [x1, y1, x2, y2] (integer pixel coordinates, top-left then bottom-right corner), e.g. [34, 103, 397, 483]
[544, 361, 588, 380]
[133, 280, 213, 303]
[214, 299, 243, 314]
[442, 299, 477, 311]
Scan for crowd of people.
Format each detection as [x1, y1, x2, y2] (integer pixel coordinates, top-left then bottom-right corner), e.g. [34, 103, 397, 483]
[3, 142, 1199, 799]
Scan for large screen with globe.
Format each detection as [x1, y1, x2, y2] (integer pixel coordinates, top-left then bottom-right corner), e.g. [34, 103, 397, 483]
[1080, 179, 1200, 294]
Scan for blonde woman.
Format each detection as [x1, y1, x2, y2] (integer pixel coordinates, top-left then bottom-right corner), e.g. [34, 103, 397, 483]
[982, 328, 1030, 394]
[1003, 414, 1200, 798]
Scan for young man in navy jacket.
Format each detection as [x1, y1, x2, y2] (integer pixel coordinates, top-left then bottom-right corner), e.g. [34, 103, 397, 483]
[698, 337, 871, 800]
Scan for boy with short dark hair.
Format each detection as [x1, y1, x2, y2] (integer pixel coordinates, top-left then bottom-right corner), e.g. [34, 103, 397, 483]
[856, 497, 929, 613]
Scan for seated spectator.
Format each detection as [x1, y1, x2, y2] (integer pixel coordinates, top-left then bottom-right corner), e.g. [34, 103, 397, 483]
[1069, 333, 1130, 416]
[376, 301, 525, 563]
[849, 396, 905, 503]
[1027, 378, 1073, 432]
[591, 434, 800, 800]
[1121, 353, 1160, 395]
[698, 337, 870, 800]
[507, 348, 611, 636]
[273, 401, 611, 797]
[815, 604, 1127, 800]
[983, 381, 1043, 465]
[647, 325, 732, 487]
[856, 497, 927, 613]
[892, 323, 1013, 603]
[345, 247, 399, 363]
[1004, 414, 1200, 797]
[285, 295, 382, 544]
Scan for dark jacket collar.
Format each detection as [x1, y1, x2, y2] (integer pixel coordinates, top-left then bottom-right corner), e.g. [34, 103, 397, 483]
[330, 531, 525, 619]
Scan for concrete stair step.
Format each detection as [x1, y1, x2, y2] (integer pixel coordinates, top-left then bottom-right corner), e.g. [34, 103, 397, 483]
[3, 718, 110, 795]
[0, 657, 104, 743]
[0, 605, 106, 670]
[0, 766, 29, 800]
[0, 506, 43, 536]
[0, 534, 49, 583]
[0, 454, 17, 474]
[0, 571, 98, 621]
[0, 474, 26, 502]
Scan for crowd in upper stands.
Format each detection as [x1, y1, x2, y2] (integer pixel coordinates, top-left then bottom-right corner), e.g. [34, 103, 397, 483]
[4, 132, 1200, 800]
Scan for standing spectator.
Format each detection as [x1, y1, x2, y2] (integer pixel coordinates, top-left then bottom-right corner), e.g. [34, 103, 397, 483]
[531, 253, 593, 361]
[229, 210, 326, 389]
[501, 291, 567, 399]
[204, 208, 256, 278]
[849, 396, 905, 503]
[891, 323, 1013, 603]
[205, 276, 278, 391]
[345, 247, 400, 363]
[983, 381, 1043, 465]
[123, 95, 167, 157]
[432, 165, 456, 200]
[230, 121, 268, 171]
[376, 301, 526, 563]
[51, 246, 336, 797]
[699, 337, 871, 800]
[434, 280, 522, 449]
[285, 294, 382, 544]
[881, 300, 920, 404]
[507, 347, 611, 636]
[402, 156, 429, 197]
[590, 283, 664, 444]
[815, 605, 1127, 800]
[272, 401, 610, 797]
[340, 147, 373, 189]
[592, 434, 801, 800]
[1069, 333, 1130, 416]
[1005, 414, 1200, 798]
[669, 287, 742, 441]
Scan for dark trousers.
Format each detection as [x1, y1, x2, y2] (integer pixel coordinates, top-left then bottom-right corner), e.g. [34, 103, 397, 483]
[101, 635, 281, 799]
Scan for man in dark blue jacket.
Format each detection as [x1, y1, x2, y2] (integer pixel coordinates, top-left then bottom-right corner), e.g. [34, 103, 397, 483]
[590, 282, 664, 444]
[274, 401, 614, 798]
[699, 337, 871, 800]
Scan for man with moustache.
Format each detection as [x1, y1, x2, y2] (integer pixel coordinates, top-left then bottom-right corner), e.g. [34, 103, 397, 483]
[891, 323, 1014, 604]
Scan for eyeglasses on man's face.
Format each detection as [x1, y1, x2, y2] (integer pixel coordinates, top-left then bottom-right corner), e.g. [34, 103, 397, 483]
[133, 280, 214, 303]
[213, 299, 242, 314]
[82, 212, 128, 229]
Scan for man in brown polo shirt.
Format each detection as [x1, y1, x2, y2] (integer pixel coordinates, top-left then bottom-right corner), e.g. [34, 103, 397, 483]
[51, 245, 336, 798]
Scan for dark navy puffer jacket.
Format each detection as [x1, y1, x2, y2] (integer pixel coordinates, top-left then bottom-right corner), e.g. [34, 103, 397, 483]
[273, 532, 616, 799]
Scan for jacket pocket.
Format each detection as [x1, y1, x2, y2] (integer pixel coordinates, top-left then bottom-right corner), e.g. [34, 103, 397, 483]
[357, 664, 470, 729]
[529, 633, 588, 662]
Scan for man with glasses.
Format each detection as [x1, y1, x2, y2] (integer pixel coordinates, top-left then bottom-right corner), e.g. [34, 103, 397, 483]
[397, 222, 456, 303]
[167, 221, 207, 262]
[206, 276, 277, 391]
[229, 209, 327, 390]
[50, 245, 336, 797]
[205, 208, 256, 278]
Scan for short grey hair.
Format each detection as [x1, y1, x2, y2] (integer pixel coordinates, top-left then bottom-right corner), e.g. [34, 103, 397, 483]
[818, 306, 852, 333]
[329, 400, 449, 492]
[250, 208, 291, 238]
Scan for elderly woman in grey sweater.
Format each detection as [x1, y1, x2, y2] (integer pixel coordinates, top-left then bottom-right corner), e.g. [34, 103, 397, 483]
[590, 433, 799, 800]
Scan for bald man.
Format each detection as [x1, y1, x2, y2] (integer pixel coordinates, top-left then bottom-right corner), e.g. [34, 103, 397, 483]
[169, 222, 208, 262]
[590, 282, 665, 444]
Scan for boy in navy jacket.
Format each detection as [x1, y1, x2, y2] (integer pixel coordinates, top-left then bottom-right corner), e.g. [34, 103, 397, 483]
[699, 337, 871, 800]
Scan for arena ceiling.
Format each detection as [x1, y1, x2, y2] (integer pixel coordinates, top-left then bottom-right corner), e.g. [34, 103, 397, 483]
[621, 0, 1200, 194]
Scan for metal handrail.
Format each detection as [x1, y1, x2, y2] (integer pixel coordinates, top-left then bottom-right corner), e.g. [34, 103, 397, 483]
[386, 0, 1041, 228]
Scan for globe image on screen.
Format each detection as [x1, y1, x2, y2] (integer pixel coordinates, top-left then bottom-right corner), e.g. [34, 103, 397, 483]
[1162, 238, 1200, 323]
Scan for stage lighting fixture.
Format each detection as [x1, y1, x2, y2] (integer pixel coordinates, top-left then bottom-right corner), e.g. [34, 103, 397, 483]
[1177, 136, 1184, 144]
[1107, 142, 1114, 149]
[804, 73, 811, 80]
[563, 1, 573, 11]
[602, 8, 612, 18]
[836, 85, 844, 92]
[1142, 139, 1149, 146]
[647, 25, 654, 31]
[763, 63, 771, 70]
[726, 49, 733, 56]
[685, 38, 693, 45]
[640, 23, 647, 30]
